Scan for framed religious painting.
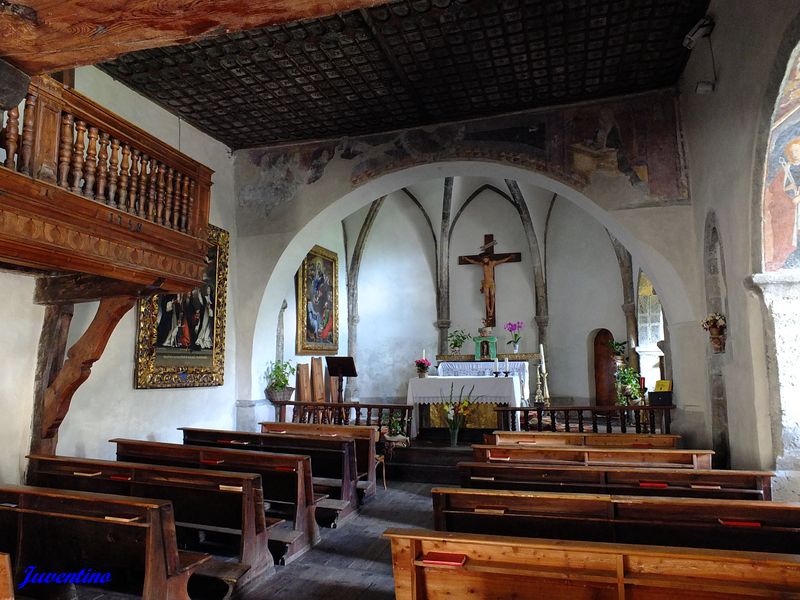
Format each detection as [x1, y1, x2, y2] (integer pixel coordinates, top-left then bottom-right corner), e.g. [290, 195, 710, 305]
[296, 245, 339, 355]
[134, 225, 229, 388]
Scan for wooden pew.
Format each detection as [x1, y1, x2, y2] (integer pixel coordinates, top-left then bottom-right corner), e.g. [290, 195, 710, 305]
[0, 552, 12, 600]
[472, 444, 714, 469]
[28, 454, 277, 595]
[384, 528, 800, 599]
[180, 427, 359, 526]
[486, 431, 681, 448]
[111, 438, 320, 564]
[432, 488, 800, 553]
[457, 461, 774, 500]
[0, 485, 209, 600]
[260, 421, 378, 500]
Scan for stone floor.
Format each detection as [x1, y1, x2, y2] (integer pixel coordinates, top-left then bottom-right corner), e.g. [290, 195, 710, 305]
[47, 481, 439, 600]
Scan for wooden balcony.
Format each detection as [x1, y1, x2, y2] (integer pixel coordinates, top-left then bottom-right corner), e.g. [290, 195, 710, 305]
[0, 76, 212, 292]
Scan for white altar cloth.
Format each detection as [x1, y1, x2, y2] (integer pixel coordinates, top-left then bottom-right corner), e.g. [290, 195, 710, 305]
[406, 375, 521, 438]
[438, 360, 530, 400]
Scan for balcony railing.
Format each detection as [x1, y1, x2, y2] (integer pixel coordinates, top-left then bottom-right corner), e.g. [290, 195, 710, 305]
[271, 401, 414, 438]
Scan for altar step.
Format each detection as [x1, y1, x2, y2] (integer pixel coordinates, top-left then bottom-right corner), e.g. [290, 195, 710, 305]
[387, 442, 472, 484]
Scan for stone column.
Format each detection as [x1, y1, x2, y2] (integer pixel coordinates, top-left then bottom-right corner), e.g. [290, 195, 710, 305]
[534, 315, 549, 350]
[750, 272, 800, 500]
[621, 302, 640, 372]
[437, 178, 454, 355]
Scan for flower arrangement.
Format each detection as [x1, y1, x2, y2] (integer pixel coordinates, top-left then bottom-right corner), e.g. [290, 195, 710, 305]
[414, 358, 431, 374]
[440, 383, 481, 446]
[701, 312, 726, 331]
[614, 365, 643, 406]
[503, 320, 524, 345]
[447, 329, 471, 352]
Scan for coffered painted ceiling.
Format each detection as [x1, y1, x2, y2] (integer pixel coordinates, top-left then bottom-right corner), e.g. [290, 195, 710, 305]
[98, 0, 709, 149]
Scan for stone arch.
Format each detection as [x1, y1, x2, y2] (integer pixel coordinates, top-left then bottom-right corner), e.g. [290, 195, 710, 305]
[704, 211, 731, 468]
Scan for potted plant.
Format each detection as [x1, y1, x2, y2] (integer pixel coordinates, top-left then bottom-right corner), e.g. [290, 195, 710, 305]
[265, 360, 297, 403]
[447, 329, 471, 354]
[607, 339, 627, 369]
[702, 312, 727, 353]
[503, 320, 524, 353]
[614, 365, 643, 406]
[415, 357, 431, 378]
[440, 383, 481, 447]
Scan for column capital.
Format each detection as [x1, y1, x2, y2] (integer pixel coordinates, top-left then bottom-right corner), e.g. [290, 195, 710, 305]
[534, 315, 549, 327]
[621, 302, 636, 316]
[435, 320, 452, 330]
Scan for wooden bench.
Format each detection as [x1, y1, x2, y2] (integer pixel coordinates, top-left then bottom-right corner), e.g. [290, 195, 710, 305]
[260, 421, 379, 500]
[457, 461, 774, 500]
[111, 438, 320, 564]
[384, 528, 800, 599]
[0, 484, 209, 599]
[486, 431, 681, 448]
[0, 552, 12, 600]
[433, 487, 800, 553]
[472, 444, 714, 469]
[180, 427, 359, 526]
[28, 454, 278, 595]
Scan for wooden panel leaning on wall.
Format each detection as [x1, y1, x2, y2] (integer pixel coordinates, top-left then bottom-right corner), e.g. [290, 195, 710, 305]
[0, 485, 209, 599]
[260, 421, 378, 500]
[384, 528, 800, 599]
[180, 427, 360, 527]
[457, 461, 774, 500]
[110, 438, 320, 565]
[27, 455, 279, 595]
[432, 488, 800, 553]
[472, 444, 714, 469]
[0, 552, 12, 600]
[485, 431, 681, 448]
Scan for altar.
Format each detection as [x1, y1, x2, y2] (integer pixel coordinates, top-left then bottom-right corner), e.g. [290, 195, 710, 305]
[437, 359, 530, 401]
[406, 375, 522, 438]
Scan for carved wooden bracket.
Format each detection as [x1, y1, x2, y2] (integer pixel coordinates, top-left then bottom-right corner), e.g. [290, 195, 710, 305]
[40, 295, 137, 440]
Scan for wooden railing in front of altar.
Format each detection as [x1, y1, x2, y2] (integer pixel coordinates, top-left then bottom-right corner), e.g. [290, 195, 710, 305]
[495, 405, 675, 434]
[0, 76, 212, 291]
[271, 401, 414, 438]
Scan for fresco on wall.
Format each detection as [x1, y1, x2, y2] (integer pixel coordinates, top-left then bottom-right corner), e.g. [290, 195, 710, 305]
[764, 49, 800, 271]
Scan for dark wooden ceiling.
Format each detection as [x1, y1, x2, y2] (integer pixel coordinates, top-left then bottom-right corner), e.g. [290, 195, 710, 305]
[98, 0, 709, 150]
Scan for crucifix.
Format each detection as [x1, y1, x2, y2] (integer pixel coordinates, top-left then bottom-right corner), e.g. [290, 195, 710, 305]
[458, 234, 521, 327]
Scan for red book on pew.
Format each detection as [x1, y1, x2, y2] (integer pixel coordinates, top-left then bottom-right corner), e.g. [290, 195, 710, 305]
[718, 518, 762, 528]
[422, 552, 467, 567]
[639, 481, 668, 489]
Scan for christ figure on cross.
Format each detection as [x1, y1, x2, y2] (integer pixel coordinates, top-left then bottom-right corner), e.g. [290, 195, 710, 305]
[458, 234, 521, 327]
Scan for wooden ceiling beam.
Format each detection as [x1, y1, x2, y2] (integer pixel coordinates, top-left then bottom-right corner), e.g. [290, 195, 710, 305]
[0, 0, 388, 75]
[34, 273, 165, 305]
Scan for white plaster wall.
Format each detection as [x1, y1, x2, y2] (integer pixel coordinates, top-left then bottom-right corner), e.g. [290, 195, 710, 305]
[547, 199, 626, 401]
[0, 274, 43, 484]
[347, 191, 437, 401]
[52, 67, 239, 461]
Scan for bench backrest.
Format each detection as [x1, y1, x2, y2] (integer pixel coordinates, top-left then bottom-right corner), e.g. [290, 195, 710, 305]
[472, 444, 714, 469]
[0, 552, 13, 600]
[457, 461, 774, 500]
[28, 454, 267, 564]
[384, 528, 800, 599]
[433, 487, 800, 553]
[487, 431, 681, 448]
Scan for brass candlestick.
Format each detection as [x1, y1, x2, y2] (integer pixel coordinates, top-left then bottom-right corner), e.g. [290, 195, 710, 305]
[534, 366, 544, 404]
[541, 368, 550, 407]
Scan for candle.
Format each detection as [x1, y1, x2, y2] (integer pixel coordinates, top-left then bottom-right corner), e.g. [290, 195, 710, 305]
[639, 377, 646, 391]
[494, 358, 499, 372]
[504, 357, 509, 371]
[422, 349, 425, 360]
[539, 343, 546, 372]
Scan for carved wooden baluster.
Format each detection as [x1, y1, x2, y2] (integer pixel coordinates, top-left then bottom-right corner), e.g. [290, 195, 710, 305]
[117, 144, 131, 211]
[146, 157, 158, 221]
[56, 112, 74, 188]
[184, 179, 196, 234]
[155, 163, 167, 225]
[95, 132, 109, 203]
[70, 120, 86, 193]
[137, 154, 149, 219]
[83, 126, 98, 198]
[164, 167, 175, 228]
[3, 107, 19, 169]
[107, 138, 120, 208]
[18, 91, 37, 175]
[179, 176, 190, 232]
[171, 173, 183, 229]
[127, 148, 139, 213]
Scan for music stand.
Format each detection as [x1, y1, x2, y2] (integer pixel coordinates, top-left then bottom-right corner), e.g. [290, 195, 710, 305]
[325, 356, 357, 403]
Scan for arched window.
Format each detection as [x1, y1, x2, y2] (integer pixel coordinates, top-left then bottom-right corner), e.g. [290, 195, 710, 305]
[636, 271, 664, 389]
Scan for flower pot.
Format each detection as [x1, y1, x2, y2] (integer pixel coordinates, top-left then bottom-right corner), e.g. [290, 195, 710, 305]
[512, 343, 520, 354]
[266, 386, 295, 404]
[417, 371, 428, 378]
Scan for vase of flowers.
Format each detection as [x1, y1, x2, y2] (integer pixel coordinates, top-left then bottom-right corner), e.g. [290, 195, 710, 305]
[415, 358, 431, 378]
[440, 383, 480, 447]
[702, 312, 727, 353]
[504, 320, 524, 353]
[447, 329, 471, 354]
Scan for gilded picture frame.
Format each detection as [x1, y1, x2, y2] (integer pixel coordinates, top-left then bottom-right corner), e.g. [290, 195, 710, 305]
[296, 244, 339, 355]
[134, 225, 229, 388]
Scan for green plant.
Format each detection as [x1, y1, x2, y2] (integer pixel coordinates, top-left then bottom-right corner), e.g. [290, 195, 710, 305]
[447, 329, 471, 351]
[265, 360, 296, 391]
[607, 340, 627, 356]
[614, 365, 642, 405]
[387, 411, 405, 436]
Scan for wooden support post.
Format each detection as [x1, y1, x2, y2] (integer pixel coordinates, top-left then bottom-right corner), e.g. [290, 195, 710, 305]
[40, 296, 137, 442]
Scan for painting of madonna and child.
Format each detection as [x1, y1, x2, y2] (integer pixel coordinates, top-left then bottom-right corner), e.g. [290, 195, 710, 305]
[765, 48, 800, 271]
[296, 245, 339, 355]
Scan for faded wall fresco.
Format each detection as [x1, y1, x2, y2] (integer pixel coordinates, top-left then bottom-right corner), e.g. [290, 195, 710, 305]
[236, 89, 688, 228]
[764, 47, 800, 271]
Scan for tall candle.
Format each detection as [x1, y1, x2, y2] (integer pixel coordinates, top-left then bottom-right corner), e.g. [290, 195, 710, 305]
[422, 349, 425, 360]
[504, 357, 509, 371]
[539, 343, 546, 372]
[494, 358, 499, 372]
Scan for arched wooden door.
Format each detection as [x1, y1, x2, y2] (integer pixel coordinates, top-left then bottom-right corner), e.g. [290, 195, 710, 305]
[593, 329, 616, 407]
